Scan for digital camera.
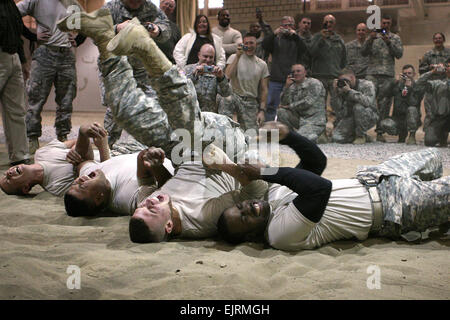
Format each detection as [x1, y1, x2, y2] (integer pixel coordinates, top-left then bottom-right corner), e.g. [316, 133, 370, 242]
[435, 66, 445, 73]
[376, 28, 387, 35]
[239, 43, 249, 51]
[144, 22, 155, 32]
[203, 65, 214, 73]
[337, 79, 349, 88]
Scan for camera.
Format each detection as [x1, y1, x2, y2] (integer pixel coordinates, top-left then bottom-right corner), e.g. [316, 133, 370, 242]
[288, 73, 294, 79]
[239, 43, 249, 51]
[337, 79, 349, 88]
[144, 22, 155, 32]
[376, 28, 387, 35]
[400, 74, 408, 80]
[203, 65, 214, 73]
[435, 66, 445, 73]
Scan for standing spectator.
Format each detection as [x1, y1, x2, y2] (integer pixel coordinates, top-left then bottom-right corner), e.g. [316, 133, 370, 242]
[297, 16, 312, 71]
[17, 0, 86, 153]
[346, 23, 369, 79]
[418, 32, 450, 134]
[212, 9, 242, 60]
[224, 34, 269, 131]
[184, 44, 231, 113]
[159, 0, 180, 63]
[331, 68, 378, 144]
[101, 0, 172, 147]
[379, 65, 421, 145]
[277, 64, 326, 143]
[173, 14, 226, 70]
[361, 15, 403, 142]
[250, 9, 272, 62]
[0, 0, 36, 166]
[415, 60, 450, 147]
[309, 14, 347, 143]
[262, 16, 307, 121]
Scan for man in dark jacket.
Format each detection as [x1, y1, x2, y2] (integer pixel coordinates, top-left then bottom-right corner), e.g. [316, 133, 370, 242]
[262, 16, 307, 121]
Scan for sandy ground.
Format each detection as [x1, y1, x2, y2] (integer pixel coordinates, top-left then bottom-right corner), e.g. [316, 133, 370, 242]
[0, 112, 448, 300]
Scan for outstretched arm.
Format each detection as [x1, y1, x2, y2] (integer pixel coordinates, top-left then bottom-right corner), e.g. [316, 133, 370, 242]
[137, 147, 172, 187]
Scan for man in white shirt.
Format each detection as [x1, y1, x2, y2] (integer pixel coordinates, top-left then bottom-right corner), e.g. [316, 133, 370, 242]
[212, 9, 242, 60]
[223, 33, 270, 130]
[216, 122, 449, 250]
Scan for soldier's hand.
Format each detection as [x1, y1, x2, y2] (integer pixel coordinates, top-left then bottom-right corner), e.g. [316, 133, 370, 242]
[194, 64, 204, 76]
[285, 74, 294, 87]
[382, 34, 390, 44]
[37, 29, 51, 42]
[256, 110, 265, 127]
[236, 44, 244, 57]
[147, 23, 160, 38]
[141, 147, 165, 169]
[213, 66, 224, 79]
[116, 20, 130, 33]
[68, 33, 77, 47]
[66, 148, 83, 166]
[202, 144, 233, 170]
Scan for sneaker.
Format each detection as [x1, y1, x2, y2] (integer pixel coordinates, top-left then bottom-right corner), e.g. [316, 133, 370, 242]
[352, 136, 366, 145]
[376, 133, 385, 143]
[28, 137, 39, 155]
[57, 134, 67, 142]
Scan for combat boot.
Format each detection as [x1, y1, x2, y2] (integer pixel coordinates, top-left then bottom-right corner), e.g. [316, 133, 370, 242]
[352, 136, 366, 145]
[376, 133, 385, 143]
[28, 137, 39, 155]
[317, 132, 329, 144]
[406, 133, 416, 145]
[57, 8, 115, 60]
[107, 18, 172, 77]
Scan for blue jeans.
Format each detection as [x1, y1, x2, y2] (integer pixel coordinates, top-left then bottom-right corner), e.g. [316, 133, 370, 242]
[266, 80, 284, 121]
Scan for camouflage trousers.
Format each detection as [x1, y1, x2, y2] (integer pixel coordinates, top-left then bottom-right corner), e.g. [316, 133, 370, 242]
[277, 107, 326, 143]
[331, 104, 378, 143]
[366, 75, 394, 134]
[26, 45, 76, 138]
[356, 148, 449, 241]
[99, 56, 157, 147]
[424, 114, 450, 147]
[100, 56, 247, 163]
[316, 77, 339, 122]
[219, 93, 259, 131]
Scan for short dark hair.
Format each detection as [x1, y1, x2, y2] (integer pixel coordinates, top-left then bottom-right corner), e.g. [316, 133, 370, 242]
[64, 192, 103, 217]
[217, 8, 229, 17]
[217, 212, 246, 245]
[339, 68, 355, 77]
[402, 64, 415, 72]
[300, 16, 311, 22]
[129, 217, 168, 243]
[433, 32, 446, 42]
[243, 33, 257, 40]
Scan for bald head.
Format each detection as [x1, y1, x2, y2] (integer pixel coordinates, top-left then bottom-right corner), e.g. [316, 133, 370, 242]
[198, 44, 216, 65]
[160, 0, 175, 16]
[356, 23, 367, 41]
[323, 14, 336, 31]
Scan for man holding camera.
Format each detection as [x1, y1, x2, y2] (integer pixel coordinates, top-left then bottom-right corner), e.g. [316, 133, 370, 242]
[361, 15, 403, 142]
[184, 44, 232, 113]
[277, 64, 326, 143]
[331, 69, 378, 144]
[414, 60, 450, 147]
[378, 65, 421, 145]
[223, 33, 270, 131]
[262, 16, 307, 121]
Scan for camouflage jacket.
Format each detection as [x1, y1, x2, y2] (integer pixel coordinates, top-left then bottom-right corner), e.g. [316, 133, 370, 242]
[361, 32, 403, 77]
[418, 47, 450, 76]
[345, 39, 369, 78]
[280, 77, 326, 120]
[380, 79, 421, 115]
[184, 63, 232, 113]
[415, 71, 450, 117]
[333, 79, 376, 118]
[103, 0, 171, 44]
[309, 32, 347, 78]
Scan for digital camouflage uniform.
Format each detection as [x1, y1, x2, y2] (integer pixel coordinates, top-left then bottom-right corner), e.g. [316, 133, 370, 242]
[378, 79, 421, 141]
[184, 63, 232, 113]
[219, 93, 260, 132]
[345, 39, 369, 79]
[100, 56, 248, 165]
[356, 148, 449, 241]
[414, 71, 450, 147]
[418, 47, 450, 132]
[276, 78, 326, 143]
[331, 79, 378, 143]
[100, 0, 171, 146]
[361, 32, 403, 134]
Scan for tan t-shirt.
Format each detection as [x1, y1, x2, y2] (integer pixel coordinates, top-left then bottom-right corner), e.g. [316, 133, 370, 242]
[266, 179, 373, 251]
[226, 54, 270, 98]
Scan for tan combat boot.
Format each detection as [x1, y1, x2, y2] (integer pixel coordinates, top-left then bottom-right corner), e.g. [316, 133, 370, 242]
[406, 133, 416, 145]
[57, 8, 115, 60]
[352, 136, 366, 145]
[107, 17, 172, 77]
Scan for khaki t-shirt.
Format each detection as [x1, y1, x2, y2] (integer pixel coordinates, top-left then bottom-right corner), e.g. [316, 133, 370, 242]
[226, 54, 270, 98]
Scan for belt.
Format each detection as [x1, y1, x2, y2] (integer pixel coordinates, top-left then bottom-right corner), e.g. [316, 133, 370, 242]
[44, 45, 72, 52]
[359, 178, 384, 233]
